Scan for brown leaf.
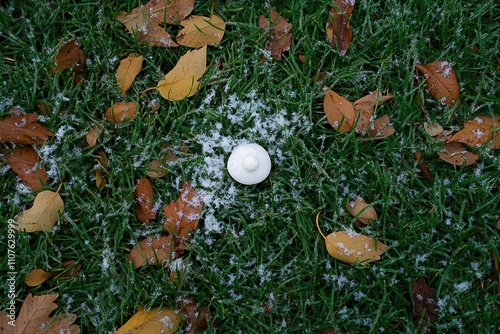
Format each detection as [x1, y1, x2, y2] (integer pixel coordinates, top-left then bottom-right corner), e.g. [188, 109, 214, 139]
[177, 15, 226, 48]
[54, 260, 81, 280]
[368, 115, 395, 139]
[15, 187, 64, 233]
[156, 46, 207, 101]
[105, 101, 137, 124]
[259, 8, 292, 61]
[415, 151, 432, 179]
[85, 124, 103, 147]
[135, 178, 156, 225]
[138, 22, 178, 47]
[411, 277, 438, 334]
[25, 269, 54, 287]
[115, 306, 181, 334]
[352, 90, 393, 134]
[326, 0, 355, 56]
[163, 0, 196, 24]
[179, 296, 213, 334]
[164, 182, 203, 238]
[346, 197, 377, 225]
[0, 114, 53, 145]
[0, 293, 79, 334]
[52, 40, 86, 85]
[415, 61, 460, 106]
[323, 90, 355, 132]
[128, 235, 178, 268]
[448, 116, 500, 149]
[437, 141, 479, 166]
[2, 145, 47, 191]
[116, 53, 143, 95]
[423, 122, 444, 137]
[146, 159, 167, 179]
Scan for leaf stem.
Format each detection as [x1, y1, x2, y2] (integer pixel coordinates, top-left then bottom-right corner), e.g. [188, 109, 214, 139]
[315, 210, 326, 239]
[56, 183, 63, 194]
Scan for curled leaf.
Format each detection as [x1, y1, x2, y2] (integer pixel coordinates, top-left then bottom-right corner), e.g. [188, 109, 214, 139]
[85, 124, 103, 147]
[368, 114, 395, 139]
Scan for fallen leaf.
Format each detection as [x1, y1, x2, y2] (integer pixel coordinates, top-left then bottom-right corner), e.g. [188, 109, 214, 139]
[368, 114, 395, 139]
[164, 182, 203, 238]
[411, 277, 438, 334]
[352, 90, 393, 134]
[51, 39, 86, 85]
[146, 159, 167, 179]
[415, 151, 432, 179]
[346, 197, 377, 225]
[323, 90, 355, 132]
[129, 235, 178, 268]
[138, 23, 178, 47]
[85, 124, 103, 147]
[116, 53, 143, 95]
[95, 148, 108, 192]
[15, 185, 64, 232]
[156, 46, 207, 101]
[163, 0, 195, 24]
[37, 102, 53, 117]
[2, 145, 47, 191]
[437, 141, 479, 166]
[179, 296, 213, 334]
[135, 178, 156, 225]
[105, 101, 137, 124]
[177, 15, 226, 48]
[448, 116, 500, 148]
[326, 0, 355, 56]
[316, 211, 388, 266]
[259, 8, 292, 61]
[0, 293, 79, 334]
[415, 61, 460, 106]
[25, 269, 54, 287]
[423, 122, 444, 137]
[115, 306, 181, 334]
[0, 114, 54, 145]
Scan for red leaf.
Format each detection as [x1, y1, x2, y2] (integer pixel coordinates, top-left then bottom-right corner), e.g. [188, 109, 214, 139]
[411, 277, 438, 334]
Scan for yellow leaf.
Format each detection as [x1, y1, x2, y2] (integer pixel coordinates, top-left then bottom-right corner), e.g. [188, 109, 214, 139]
[346, 197, 377, 225]
[176, 15, 226, 48]
[115, 306, 181, 334]
[156, 46, 207, 101]
[25, 269, 54, 287]
[316, 211, 388, 266]
[116, 54, 143, 95]
[15, 186, 64, 233]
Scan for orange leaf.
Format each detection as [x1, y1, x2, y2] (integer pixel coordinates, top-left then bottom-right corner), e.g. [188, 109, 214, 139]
[437, 141, 479, 166]
[164, 182, 203, 238]
[2, 145, 47, 191]
[448, 116, 499, 148]
[415, 61, 460, 106]
[25, 269, 54, 287]
[105, 101, 137, 124]
[326, 0, 355, 56]
[128, 235, 177, 268]
[323, 90, 355, 132]
[352, 90, 393, 134]
[116, 53, 143, 95]
[258, 8, 292, 61]
[0, 114, 53, 145]
[368, 114, 395, 139]
[135, 178, 156, 225]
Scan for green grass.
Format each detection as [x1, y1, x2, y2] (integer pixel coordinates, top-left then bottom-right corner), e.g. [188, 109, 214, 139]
[1, 0, 499, 333]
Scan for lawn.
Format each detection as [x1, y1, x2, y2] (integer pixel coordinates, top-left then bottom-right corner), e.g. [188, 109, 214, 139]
[0, 0, 499, 333]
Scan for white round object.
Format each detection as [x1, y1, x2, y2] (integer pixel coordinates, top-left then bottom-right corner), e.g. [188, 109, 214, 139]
[227, 143, 271, 185]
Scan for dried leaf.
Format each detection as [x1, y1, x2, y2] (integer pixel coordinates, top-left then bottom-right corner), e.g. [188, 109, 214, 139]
[326, 0, 355, 56]
[15, 186, 64, 232]
[323, 90, 355, 132]
[116, 53, 143, 95]
[163, 0, 195, 24]
[105, 101, 137, 124]
[146, 159, 167, 179]
[0, 293, 79, 334]
[352, 90, 393, 134]
[135, 178, 156, 225]
[448, 116, 500, 148]
[368, 115, 395, 139]
[156, 46, 207, 101]
[415, 151, 432, 179]
[423, 122, 443, 137]
[346, 197, 377, 225]
[138, 22, 178, 47]
[316, 212, 388, 266]
[115, 306, 181, 334]
[164, 182, 203, 238]
[25, 269, 54, 287]
[259, 8, 292, 61]
[179, 296, 213, 334]
[52, 40, 86, 85]
[85, 124, 103, 147]
[415, 61, 460, 106]
[411, 277, 438, 334]
[2, 145, 47, 191]
[437, 141, 479, 166]
[129, 235, 178, 268]
[0, 114, 53, 145]
[177, 15, 226, 48]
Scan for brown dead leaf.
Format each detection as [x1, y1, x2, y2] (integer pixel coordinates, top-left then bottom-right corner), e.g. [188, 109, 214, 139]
[156, 46, 207, 101]
[139, 23, 178, 47]
[129, 235, 178, 268]
[164, 182, 203, 238]
[259, 8, 292, 61]
[146, 159, 167, 179]
[415, 61, 460, 106]
[15, 185, 64, 232]
[0, 293, 79, 334]
[368, 115, 395, 139]
[177, 15, 226, 48]
[85, 124, 103, 147]
[316, 212, 388, 266]
[423, 122, 444, 137]
[326, 0, 355, 56]
[25, 269, 54, 287]
[135, 178, 156, 225]
[323, 90, 355, 132]
[2, 145, 47, 191]
[411, 277, 438, 334]
[346, 197, 377, 225]
[0, 114, 53, 145]
[116, 53, 143, 95]
[179, 296, 213, 334]
[105, 101, 137, 124]
[415, 151, 432, 179]
[437, 141, 479, 166]
[352, 90, 393, 134]
[448, 116, 500, 149]
[115, 306, 181, 334]
[52, 40, 86, 85]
